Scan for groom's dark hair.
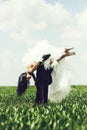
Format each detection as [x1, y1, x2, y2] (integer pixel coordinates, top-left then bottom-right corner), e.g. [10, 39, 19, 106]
[42, 54, 51, 61]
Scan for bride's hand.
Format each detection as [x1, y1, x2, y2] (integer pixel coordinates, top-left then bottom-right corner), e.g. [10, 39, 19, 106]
[57, 49, 76, 62]
[63, 51, 76, 57]
[64, 47, 74, 53]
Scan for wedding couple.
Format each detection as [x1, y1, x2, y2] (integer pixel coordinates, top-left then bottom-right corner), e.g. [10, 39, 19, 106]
[27, 48, 75, 104]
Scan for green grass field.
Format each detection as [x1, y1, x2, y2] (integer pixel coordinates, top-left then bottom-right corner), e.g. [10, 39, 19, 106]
[0, 85, 87, 130]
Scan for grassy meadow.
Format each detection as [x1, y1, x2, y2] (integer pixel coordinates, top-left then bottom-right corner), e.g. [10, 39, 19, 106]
[0, 85, 87, 130]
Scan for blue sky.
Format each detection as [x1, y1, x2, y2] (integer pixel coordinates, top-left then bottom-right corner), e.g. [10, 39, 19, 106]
[46, 0, 87, 13]
[0, 0, 87, 85]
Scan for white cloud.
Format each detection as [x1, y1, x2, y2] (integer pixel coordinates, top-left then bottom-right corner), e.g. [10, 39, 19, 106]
[59, 7, 87, 47]
[0, 49, 25, 86]
[81, 53, 87, 63]
[0, 0, 70, 44]
[76, 8, 87, 26]
[0, 50, 13, 68]
[0, 0, 87, 46]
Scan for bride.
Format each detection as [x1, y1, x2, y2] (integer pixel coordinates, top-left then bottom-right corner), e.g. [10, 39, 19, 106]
[23, 43, 75, 102]
[49, 48, 75, 102]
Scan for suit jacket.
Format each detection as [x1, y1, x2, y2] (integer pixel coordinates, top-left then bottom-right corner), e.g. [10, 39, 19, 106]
[36, 63, 53, 85]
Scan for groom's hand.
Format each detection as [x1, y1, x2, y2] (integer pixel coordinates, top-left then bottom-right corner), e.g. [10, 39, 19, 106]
[63, 47, 76, 57]
[64, 48, 74, 53]
[64, 51, 76, 57]
[57, 49, 76, 62]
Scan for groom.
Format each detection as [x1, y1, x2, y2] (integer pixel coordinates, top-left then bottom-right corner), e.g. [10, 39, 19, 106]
[35, 54, 53, 104]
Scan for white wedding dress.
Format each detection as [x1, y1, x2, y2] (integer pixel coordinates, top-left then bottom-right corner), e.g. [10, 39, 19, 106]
[48, 59, 71, 102]
[22, 43, 72, 102]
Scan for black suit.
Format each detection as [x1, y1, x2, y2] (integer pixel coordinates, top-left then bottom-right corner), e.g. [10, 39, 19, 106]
[35, 63, 53, 104]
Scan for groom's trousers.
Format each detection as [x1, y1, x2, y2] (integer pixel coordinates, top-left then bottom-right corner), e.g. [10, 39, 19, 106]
[35, 81, 48, 104]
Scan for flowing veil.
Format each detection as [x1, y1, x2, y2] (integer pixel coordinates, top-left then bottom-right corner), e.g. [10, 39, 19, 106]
[22, 43, 72, 102]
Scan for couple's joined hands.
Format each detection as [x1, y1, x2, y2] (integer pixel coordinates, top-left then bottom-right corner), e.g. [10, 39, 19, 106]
[63, 47, 76, 57]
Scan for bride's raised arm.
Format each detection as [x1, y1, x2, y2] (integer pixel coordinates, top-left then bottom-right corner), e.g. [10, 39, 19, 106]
[57, 48, 75, 62]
